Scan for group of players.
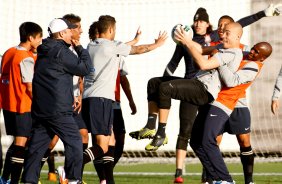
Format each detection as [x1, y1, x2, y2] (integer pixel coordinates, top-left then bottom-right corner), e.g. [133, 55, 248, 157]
[128, 3, 280, 184]
[0, 3, 281, 184]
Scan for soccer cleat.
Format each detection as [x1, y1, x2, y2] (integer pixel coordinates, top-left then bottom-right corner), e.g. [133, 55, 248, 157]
[174, 176, 184, 183]
[38, 181, 41, 184]
[145, 135, 168, 151]
[82, 180, 87, 184]
[129, 128, 156, 140]
[48, 172, 57, 182]
[56, 166, 68, 184]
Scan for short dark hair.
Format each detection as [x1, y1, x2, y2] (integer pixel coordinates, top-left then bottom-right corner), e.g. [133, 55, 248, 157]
[19, 22, 42, 43]
[97, 15, 116, 34]
[89, 21, 99, 41]
[63, 13, 81, 24]
[219, 15, 235, 23]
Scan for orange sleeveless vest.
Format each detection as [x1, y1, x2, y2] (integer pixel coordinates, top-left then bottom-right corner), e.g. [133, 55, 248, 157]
[215, 61, 263, 110]
[0, 47, 36, 113]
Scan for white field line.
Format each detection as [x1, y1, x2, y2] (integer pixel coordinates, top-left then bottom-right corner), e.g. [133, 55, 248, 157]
[41, 170, 282, 176]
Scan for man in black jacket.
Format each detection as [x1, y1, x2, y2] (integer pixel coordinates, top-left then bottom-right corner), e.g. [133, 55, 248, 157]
[21, 18, 92, 184]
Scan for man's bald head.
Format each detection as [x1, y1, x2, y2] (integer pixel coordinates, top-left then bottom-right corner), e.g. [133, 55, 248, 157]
[222, 22, 243, 49]
[247, 42, 272, 62]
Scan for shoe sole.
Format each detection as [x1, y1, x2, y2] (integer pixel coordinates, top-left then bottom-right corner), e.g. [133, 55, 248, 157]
[129, 131, 155, 140]
[145, 138, 168, 151]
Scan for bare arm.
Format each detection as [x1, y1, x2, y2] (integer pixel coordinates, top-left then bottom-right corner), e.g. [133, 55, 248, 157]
[73, 76, 84, 113]
[125, 27, 141, 46]
[174, 27, 220, 70]
[129, 31, 167, 55]
[120, 75, 136, 115]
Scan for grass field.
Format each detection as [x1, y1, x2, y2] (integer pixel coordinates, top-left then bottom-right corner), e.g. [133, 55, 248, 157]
[39, 161, 282, 184]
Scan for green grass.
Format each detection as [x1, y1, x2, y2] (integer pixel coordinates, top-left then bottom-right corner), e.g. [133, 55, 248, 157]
[40, 162, 282, 184]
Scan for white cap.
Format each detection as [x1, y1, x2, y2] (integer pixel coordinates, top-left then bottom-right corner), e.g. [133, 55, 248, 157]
[48, 18, 77, 34]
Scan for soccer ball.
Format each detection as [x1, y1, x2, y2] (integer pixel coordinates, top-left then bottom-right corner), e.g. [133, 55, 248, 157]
[171, 24, 193, 44]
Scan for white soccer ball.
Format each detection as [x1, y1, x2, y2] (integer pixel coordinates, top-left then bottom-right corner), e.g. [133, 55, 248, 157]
[171, 24, 193, 44]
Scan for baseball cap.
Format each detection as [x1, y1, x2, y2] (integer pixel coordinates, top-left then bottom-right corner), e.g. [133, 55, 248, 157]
[193, 7, 209, 23]
[48, 18, 77, 34]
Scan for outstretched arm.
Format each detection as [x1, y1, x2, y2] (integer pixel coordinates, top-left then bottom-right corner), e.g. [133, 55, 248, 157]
[125, 27, 141, 46]
[130, 31, 167, 55]
[238, 3, 282, 27]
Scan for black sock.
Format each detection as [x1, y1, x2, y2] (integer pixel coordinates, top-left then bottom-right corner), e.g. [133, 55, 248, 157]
[144, 114, 157, 129]
[10, 145, 25, 183]
[240, 146, 254, 184]
[175, 168, 182, 178]
[83, 144, 104, 164]
[81, 143, 88, 178]
[2, 143, 14, 180]
[94, 157, 105, 181]
[156, 122, 166, 137]
[47, 151, 56, 173]
[104, 146, 115, 184]
[113, 136, 124, 167]
[40, 148, 51, 171]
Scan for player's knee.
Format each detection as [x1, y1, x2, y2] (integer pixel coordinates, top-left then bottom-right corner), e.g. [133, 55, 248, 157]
[176, 136, 189, 150]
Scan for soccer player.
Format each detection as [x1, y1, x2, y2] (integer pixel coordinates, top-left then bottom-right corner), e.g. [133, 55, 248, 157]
[21, 18, 92, 184]
[144, 22, 243, 151]
[88, 20, 139, 184]
[189, 42, 272, 184]
[271, 66, 282, 115]
[81, 15, 167, 184]
[0, 22, 42, 184]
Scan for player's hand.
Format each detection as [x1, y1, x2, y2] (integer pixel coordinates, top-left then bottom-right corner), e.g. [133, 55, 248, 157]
[271, 100, 279, 115]
[174, 26, 192, 45]
[155, 31, 168, 47]
[133, 26, 142, 44]
[264, 3, 282, 16]
[73, 96, 82, 113]
[71, 39, 81, 47]
[129, 101, 137, 115]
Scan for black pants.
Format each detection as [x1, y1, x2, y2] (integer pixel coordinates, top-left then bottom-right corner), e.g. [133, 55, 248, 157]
[147, 77, 212, 150]
[148, 77, 213, 109]
[22, 116, 83, 184]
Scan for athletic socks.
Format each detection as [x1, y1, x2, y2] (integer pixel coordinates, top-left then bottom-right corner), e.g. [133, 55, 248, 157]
[240, 146, 254, 184]
[1, 143, 14, 180]
[156, 122, 166, 137]
[104, 146, 115, 184]
[113, 137, 124, 167]
[81, 143, 88, 178]
[94, 146, 115, 183]
[10, 145, 25, 183]
[47, 151, 56, 173]
[175, 168, 182, 178]
[40, 148, 52, 170]
[83, 144, 104, 164]
[94, 158, 105, 181]
[144, 113, 157, 130]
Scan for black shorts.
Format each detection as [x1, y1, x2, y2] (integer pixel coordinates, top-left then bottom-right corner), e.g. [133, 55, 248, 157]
[113, 108, 126, 135]
[224, 107, 251, 135]
[73, 111, 87, 129]
[3, 110, 32, 137]
[82, 97, 113, 135]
